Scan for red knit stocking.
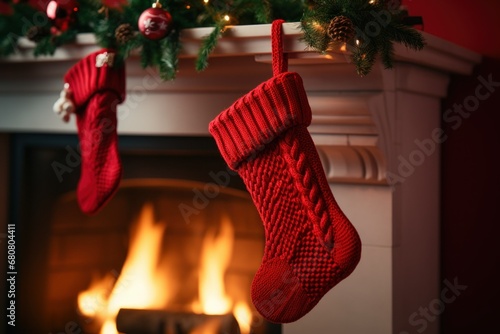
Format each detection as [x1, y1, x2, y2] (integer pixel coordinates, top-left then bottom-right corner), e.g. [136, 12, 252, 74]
[209, 20, 361, 323]
[64, 49, 126, 215]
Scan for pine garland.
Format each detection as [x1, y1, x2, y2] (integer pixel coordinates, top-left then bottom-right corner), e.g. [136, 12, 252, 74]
[301, 0, 425, 76]
[0, 0, 424, 79]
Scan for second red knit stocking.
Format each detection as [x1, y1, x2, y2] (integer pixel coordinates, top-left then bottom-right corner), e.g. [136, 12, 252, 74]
[64, 49, 126, 215]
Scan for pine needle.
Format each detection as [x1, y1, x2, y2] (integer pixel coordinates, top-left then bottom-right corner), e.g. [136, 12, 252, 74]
[195, 20, 225, 72]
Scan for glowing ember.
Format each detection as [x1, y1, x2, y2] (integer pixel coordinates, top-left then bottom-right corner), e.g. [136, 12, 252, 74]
[191, 318, 220, 334]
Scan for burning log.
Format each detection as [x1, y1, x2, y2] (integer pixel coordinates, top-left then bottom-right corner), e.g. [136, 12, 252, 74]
[116, 308, 241, 334]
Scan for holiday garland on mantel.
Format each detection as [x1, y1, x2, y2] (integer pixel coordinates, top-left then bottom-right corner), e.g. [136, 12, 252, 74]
[0, 0, 424, 78]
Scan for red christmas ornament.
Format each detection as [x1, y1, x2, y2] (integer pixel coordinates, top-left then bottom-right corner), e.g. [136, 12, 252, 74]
[46, 0, 79, 32]
[0, 2, 14, 16]
[138, 1, 173, 40]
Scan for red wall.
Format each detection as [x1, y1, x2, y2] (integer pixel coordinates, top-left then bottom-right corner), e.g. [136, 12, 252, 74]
[404, 1, 500, 333]
[404, 0, 500, 59]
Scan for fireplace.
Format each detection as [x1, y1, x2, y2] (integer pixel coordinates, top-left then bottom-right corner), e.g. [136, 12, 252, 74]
[9, 133, 280, 334]
[0, 23, 481, 334]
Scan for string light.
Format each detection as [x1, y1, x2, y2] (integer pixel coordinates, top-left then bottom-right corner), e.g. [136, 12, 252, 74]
[223, 14, 230, 22]
[311, 20, 325, 33]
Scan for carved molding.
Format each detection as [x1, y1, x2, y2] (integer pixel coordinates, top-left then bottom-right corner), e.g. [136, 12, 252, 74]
[316, 145, 386, 184]
[306, 91, 386, 184]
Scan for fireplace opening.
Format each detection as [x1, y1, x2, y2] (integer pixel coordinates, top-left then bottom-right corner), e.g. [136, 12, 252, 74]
[9, 134, 280, 334]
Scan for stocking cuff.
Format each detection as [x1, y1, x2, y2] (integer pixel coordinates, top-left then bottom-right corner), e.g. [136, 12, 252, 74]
[64, 49, 126, 109]
[209, 72, 312, 169]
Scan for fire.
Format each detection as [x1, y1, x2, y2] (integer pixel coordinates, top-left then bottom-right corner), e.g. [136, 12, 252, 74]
[195, 215, 234, 315]
[233, 301, 253, 334]
[77, 273, 114, 318]
[77, 203, 169, 334]
[100, 320, 118, 334]
[105, 203, 169, 315]
[77, 202, 253, 334]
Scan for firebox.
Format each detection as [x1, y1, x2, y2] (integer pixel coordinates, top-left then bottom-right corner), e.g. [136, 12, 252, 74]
[9, 133, 280, 334]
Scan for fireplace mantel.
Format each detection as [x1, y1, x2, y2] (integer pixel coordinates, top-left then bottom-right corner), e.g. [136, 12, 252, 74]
[0, 23, 480, 183]
[0, 22, 481, 334]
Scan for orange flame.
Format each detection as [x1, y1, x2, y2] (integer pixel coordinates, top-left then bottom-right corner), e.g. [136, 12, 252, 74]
[106, 203, 169, 315]
[194, 215, 234, 315]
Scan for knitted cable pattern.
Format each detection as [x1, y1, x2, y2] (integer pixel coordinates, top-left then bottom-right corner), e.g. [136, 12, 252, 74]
[284, 132, 334, 250]
[283, 128, 361, 282]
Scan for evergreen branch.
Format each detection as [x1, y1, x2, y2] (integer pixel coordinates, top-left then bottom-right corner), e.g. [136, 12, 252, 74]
[386, 22, 425, 51]
[0, 3, 40, 57]
[352, 38, 378, 76]
[0, 0, 425, 79]
[159, 29, 181, 80]
[0, 32, 18, 57]
[380, 39, 395, 69]
[33, 29, 78, 56]
[195, 20, 225, 72]
[300, 11, 330, 52]
[114, 33, 142, 68]
[255, 0, 272, 23]
[140, 38, 155, 69]
[119, 33, 142, 60]
[33, 36, 57, 57]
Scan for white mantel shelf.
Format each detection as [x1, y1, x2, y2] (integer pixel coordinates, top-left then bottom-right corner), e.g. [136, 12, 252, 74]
[4, 22, 480, 75]
[0, 22, 481, 334]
